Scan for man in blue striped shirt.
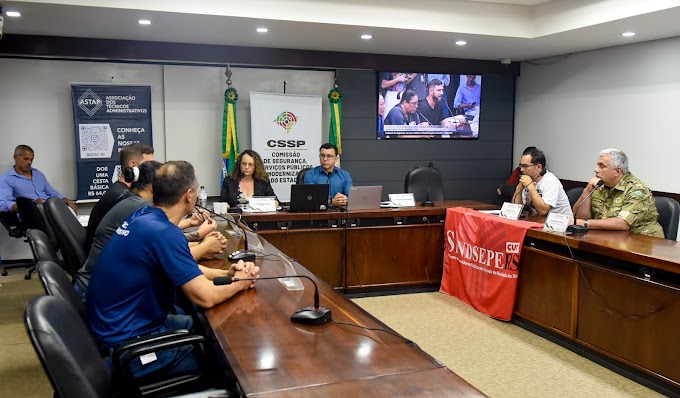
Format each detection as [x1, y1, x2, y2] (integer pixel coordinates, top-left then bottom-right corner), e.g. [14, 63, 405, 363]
[0, 145, 76, 212]
[303, 143, 353, 207]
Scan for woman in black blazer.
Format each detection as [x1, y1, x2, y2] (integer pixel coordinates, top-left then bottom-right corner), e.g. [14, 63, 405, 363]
[218, 149, 278, 207]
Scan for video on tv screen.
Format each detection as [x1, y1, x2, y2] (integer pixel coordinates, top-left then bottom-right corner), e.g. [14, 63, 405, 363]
[377, 73, 481, 139]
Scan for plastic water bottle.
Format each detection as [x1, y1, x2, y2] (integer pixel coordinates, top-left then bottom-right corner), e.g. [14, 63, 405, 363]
[198, 186, 207, 208]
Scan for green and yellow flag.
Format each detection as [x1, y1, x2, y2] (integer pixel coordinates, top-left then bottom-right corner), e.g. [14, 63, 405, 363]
[328, 87, 343, 165]
[221, 87, 240, 184]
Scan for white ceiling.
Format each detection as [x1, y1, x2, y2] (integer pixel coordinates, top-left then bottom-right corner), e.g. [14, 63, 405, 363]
[1, 0, 680, 61]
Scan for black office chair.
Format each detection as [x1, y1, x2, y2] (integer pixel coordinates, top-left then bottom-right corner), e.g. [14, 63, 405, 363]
[654, 196, 680, 240]
[25, 295, 213, 398]
[27, 229, 64, 272]
[404, 166, 444, 203]
[296, 167, 312, 185]
[566, 187, 585, 208]
[0, 210, 25, 238]
[37, 261, 85, 319]
[17, 197, 59, 249]
[43, 197, 87, 277]
[0, 210, 30, 277]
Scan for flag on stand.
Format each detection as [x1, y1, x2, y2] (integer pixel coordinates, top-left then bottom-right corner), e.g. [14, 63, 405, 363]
[328, 87, 343, 166]
[222, 87, 240, 185]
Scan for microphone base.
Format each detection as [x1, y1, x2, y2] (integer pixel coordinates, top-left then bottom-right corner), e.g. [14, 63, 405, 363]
[227, 250, 257, 263]
[421, 200, 435, 207]
[567, 225, 588, 234]
[291, 306, 332, 326]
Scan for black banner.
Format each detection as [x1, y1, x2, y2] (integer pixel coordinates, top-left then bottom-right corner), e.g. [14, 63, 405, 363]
[71, 85, 153, 200]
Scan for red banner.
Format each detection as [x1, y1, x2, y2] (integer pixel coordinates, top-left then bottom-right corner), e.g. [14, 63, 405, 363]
[440, 208, 543, 320]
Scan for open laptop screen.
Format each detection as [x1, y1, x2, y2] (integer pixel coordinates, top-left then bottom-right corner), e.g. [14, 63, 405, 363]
[289, 184, 330, 212]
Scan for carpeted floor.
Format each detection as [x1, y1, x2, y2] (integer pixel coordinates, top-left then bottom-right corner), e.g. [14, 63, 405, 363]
[0, 267, 53, 398]
[352, 292, 663, 398]
[0, 267, 666, 397]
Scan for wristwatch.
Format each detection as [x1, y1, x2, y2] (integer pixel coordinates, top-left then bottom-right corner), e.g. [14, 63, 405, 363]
[584, 220, 589, 229]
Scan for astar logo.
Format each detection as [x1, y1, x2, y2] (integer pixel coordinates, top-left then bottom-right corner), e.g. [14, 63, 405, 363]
[274, 111, 298, 133]
[77, 89, 102, 116]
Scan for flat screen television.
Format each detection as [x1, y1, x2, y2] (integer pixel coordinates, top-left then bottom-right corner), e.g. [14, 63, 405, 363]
[377, 73, 481, 139]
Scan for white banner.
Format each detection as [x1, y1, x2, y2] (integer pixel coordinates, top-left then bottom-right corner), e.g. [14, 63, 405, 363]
[250, 92, 322, 202]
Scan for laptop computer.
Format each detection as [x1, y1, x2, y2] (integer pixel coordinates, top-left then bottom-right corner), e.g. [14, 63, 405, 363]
[289, 184, 329, 212]
[347, 186, 383, 211]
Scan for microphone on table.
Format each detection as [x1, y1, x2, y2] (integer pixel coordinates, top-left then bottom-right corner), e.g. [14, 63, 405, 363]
[422, 162, 435, 207]
[567, 180, 604, 234]
[194, 204, 256, 262]
[213, 275, 332, 326]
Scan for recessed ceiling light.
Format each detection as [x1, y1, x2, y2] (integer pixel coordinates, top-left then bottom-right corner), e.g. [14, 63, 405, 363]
[138, 19, 151, 25]
[257, 27, 268, 33]
[361, 34, 373, 40]
[5, 11, 21, 17]
[621, 32, 635, 37]
[455, 40, 467, 46]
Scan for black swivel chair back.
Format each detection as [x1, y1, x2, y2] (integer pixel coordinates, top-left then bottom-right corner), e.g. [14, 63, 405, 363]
[27, 229, 62, 266]
[404, 166, 444, 203]
[37, 261, 86, 320]
[44, 197, 87, 277]
[16, 197, 59, 249]
[566, 187, 585, 209]
[296, 167, 312, 185]
[25, 295, 113, 398]
[654, 196, 680, 240]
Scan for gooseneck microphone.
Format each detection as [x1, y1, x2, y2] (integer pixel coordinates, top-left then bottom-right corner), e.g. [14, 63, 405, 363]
[567, 180, 604, 234]
[195, 204, 255, 262]
[417, 110, 433, 126]
[422, 162, 435, 207]
[213, 275, 332, 326]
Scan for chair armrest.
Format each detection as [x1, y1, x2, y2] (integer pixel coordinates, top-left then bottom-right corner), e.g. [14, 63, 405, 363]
[111, 330, 207, 396]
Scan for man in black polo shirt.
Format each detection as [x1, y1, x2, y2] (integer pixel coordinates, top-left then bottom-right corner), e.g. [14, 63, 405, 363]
[85, 143, 154, 251]
[417, 79, 467, 128]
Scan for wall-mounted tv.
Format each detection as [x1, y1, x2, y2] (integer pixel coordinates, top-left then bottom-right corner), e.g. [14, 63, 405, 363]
[377, 73, 481, 139]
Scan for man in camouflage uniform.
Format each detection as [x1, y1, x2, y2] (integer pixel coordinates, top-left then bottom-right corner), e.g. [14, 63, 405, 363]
[572, 148, 663, 238]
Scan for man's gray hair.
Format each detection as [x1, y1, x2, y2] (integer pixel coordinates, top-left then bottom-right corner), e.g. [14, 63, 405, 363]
[14, 145, 34, 156]
[600, 148, 629, 173]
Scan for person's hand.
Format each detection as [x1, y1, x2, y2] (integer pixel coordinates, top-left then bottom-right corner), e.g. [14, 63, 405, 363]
[196, 217, 217, 239]
[201, 231, 226, 254]
[587, 177, 602, 191]
[519, 175, 534, 188]
[332, 193, 348, 207]
[188, 210, 210, 227]
[453, 115, 467, 124]
[62, 198, 77, 213]
[36, 198, 46, 203]
[231, 260, 260, 289]
[497, 188, 502, 196]
[397, 74, 408, 82]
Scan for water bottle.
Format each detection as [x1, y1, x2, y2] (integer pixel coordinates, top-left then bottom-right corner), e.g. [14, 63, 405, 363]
[198, 186, 207, 208]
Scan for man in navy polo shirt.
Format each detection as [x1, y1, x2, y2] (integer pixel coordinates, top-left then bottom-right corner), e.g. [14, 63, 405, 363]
[303, 143, 353, 207]
[86, 160, 259, 381]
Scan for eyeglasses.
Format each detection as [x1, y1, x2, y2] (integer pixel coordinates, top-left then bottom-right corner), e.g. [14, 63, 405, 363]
[319, 154, 336, 160]
[519, 164, 535, 169]
[407, 101, 418, 106]
[240, 162, 255, 168]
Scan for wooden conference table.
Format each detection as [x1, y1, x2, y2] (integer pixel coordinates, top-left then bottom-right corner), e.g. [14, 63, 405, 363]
[514, 226, 680, 390]
[201, 234, 485, 397]
[239, 200, 495, 292]
[233, 202, 680, 389]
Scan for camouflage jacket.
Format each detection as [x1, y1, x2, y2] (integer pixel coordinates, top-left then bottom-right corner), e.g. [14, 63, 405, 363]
[590, 173, 664, 238]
